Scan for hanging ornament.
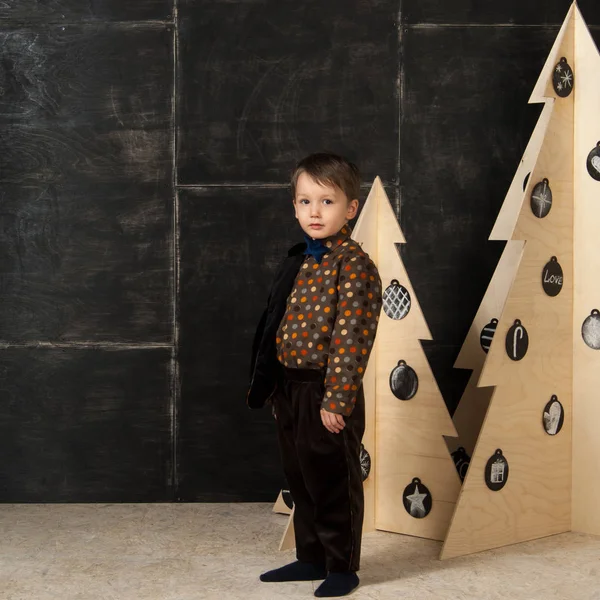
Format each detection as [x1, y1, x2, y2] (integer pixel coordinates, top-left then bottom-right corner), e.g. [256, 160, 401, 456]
[552, 56, 574, 97]
[389, 360, 419, 400]
[582, 309, 600, 349]
[359, 444, 371, 481]
[505, 319, 529, 361]
[586, 142, 600, 181]
[541, 256, 564, 297]
[282, 489, 294, 510]
[402, 477, 432, 518]
[530, 178, 553, 218]
[383, 279, 411, 320]
[485, 449, 509, 491]
[451, 446, 471, 482]
[523, 172, 531, 192]
[480, 318, 498, 354]
[543, 395, 564, 436]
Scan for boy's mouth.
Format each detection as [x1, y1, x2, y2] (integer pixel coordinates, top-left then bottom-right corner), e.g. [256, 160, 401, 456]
[309, 224, 324, 229]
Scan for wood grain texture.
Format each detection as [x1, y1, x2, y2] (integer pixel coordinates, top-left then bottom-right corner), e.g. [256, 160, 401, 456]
[177, 187, 299, 501]
[442, 13, 575, 559]
[0, 1, 171, 22]
[0, 347, 172, 502]
[177, 0, 398, 184]
[402, 0, 600, 25]
[572, 6, 600, 536]
[0, 25, 173, 343]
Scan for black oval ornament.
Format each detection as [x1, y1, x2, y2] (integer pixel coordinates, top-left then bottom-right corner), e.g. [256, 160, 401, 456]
[543, 395, 564, 436]
[389, 360, 419, 400]
[383, 279, 411, 320]
[582, 309, 600, 349]
[480, 319, 498, 354]
[542, 256, 563, 297]
[451, 446, 471, 482]
[505, 320, 529, 361]
[402, 477, 432, 519]
[359, 444, 371, 481]
[282, 489, 294, 510]
[485, 449, 509, 491]
[586, 142, 600, 181]
[552, 57, 574, 97]
[530, 178, 553, 218]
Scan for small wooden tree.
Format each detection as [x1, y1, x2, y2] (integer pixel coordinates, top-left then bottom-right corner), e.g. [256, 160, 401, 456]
[356, 178, 460, 540]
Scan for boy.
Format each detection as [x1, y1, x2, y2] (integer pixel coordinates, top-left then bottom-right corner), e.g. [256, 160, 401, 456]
[247, 153, 382, 597]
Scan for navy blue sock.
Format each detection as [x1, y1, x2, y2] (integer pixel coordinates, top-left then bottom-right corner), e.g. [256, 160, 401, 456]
[314, 572, 360, 597]
[260, 560, 327, 582]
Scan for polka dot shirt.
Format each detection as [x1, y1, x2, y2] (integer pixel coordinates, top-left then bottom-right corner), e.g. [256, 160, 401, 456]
[276, 224, 382, 416]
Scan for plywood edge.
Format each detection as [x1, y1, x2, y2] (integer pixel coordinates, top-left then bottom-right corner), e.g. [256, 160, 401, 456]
[279, 510, 296, 551]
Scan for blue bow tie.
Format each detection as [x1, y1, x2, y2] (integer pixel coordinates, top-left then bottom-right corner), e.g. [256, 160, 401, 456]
[303, 234, 328, 264]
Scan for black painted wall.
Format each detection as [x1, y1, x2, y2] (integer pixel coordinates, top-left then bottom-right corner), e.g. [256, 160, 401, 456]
[1, 1, 599, 502]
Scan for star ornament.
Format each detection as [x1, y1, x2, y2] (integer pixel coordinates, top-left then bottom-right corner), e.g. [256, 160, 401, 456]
[406, 485, 428, 515]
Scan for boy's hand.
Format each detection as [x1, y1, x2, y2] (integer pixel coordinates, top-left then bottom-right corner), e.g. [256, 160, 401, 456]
[320, 409, 346, 434]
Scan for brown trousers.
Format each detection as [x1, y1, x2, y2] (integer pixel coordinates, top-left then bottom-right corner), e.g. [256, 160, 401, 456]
[273, 364, 365, 572]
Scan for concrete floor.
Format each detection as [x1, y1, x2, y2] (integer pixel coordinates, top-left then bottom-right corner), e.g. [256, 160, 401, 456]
[1, 503, 599, 600]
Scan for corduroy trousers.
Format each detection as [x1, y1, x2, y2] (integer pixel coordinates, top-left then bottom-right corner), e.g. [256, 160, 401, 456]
[272, 363, 365, 573]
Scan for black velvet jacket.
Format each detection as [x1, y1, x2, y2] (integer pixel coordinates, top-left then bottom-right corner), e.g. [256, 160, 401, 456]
[246, 242, 306, 409]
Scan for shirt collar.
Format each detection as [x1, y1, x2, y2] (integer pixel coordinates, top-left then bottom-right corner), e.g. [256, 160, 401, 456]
[322, 223, 352, 254]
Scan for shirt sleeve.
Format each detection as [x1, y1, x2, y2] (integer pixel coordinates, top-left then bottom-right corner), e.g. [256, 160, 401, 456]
[322, 252, 382, 416]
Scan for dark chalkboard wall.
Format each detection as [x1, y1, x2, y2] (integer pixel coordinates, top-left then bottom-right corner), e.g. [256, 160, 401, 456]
[1, 0, 599, 501]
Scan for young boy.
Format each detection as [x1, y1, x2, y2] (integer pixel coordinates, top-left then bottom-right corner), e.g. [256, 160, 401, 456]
[247, 153, 382, 598]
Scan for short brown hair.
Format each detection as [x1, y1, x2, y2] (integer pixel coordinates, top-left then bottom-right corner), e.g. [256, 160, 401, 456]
[291, 153, 360, 202]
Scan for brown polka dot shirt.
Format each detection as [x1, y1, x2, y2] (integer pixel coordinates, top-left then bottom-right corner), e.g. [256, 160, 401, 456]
[276, 224, 382, 416]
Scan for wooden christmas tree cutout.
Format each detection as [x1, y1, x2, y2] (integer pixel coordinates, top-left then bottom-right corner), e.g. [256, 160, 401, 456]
[442, 2, 600, 559]
[355, 178, 460, 541]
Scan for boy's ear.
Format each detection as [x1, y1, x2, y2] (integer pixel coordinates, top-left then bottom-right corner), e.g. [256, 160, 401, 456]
[346, 198, 359, 220]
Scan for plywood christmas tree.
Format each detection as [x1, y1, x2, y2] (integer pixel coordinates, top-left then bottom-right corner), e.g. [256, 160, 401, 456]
[356, 178, 460, 540]
[443, 2, 600, 559]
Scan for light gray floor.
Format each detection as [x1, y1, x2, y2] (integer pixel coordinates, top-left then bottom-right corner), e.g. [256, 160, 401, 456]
[2, 503, 599, 600]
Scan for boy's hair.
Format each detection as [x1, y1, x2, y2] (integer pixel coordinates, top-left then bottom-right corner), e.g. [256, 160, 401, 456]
[291, 153, 360, 202]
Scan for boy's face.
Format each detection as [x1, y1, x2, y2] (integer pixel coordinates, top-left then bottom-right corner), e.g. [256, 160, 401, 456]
[293, 172, 359, 239]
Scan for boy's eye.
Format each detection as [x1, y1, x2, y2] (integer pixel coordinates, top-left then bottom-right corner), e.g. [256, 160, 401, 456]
[300, 199, 310, 205]
[323, 199, 333, 205]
